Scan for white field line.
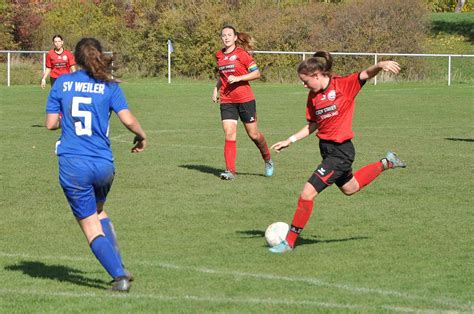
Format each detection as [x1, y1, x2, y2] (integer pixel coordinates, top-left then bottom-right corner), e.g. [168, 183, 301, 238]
[0, 288, 360, 310]
[0, 251, 471, 312]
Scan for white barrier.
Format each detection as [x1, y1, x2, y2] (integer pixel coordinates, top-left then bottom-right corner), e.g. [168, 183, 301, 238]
[252, 51, 474, 86]
[1, 50, 473, 86]
[0, 50, 112, 87]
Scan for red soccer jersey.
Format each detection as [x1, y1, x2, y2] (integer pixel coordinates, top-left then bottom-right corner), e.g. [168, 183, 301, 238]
[46, 49, 76, 78]
[306, 72, 365, 143]
[216, 47, 258, 103]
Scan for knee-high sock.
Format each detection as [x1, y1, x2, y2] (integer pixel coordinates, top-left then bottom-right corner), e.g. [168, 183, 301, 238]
[100, 217, 123, 266]
[251, 133, 271, 161]
[224, 140, 236, 173]
[90, 235, 125, 279]
[286, 197, 314, 247]
[354, 161, 384, 190]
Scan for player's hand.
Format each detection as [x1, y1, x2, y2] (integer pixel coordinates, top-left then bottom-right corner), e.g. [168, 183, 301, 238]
[271, 140, 291, 153]
[41, 79, 46, 89]
[212, 89, 219, 103]
[379, 61, 401, 75]
[132, 136, 146, 153]
[227, 75, 241, 84]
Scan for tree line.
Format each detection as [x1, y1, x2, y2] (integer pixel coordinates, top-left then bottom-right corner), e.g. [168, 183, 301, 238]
[0, 0, 470, 80]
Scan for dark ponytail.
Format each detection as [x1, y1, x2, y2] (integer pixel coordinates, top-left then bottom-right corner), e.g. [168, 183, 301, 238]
[297, 51, 333, 76]
[74, 38, 116, 82]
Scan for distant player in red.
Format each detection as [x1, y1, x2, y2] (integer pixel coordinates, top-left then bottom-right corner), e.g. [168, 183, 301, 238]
[41, 35, 76, 89]
[269, 51, 407, 253]
[212, 25, 273, 180]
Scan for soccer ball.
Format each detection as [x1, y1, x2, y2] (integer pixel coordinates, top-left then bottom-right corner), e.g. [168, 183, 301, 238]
[265, 222, 289, 247]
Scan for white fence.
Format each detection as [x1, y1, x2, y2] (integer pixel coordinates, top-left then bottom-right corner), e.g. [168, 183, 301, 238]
[1, 50, 474, 86]
[0, 50, 112, 87]
[252, 51, 474, 86]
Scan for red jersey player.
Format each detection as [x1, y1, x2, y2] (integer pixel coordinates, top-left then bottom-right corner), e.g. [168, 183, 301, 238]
[269, 51, 406, 253]
[41, 35, 76, 89]
[212, 26, 273, 180]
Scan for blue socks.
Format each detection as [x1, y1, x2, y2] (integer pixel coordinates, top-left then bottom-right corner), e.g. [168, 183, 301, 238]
[100, 217, 123, 266]
[90, 235, 125, 278]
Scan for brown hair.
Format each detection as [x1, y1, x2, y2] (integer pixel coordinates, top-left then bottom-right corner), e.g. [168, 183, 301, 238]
[221, 25, 255, 51]
[74, 38, 116, 82]
[297, 51, 333, 76]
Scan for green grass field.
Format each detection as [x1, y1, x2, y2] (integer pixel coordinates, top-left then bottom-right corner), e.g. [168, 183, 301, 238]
[0, 79, 473, 313]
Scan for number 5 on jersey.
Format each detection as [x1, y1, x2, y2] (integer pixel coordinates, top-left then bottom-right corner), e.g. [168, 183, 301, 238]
[72, 96, 92, 136]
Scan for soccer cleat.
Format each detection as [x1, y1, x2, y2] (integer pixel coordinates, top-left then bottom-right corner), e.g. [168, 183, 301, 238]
[384, 151, 406, 169]
[269, 240, 293, 254]
[264, 159, 274, 177]
[124, 268, 134, 282]
[110, 276, 131, 292]
[220, 170, 236, 180]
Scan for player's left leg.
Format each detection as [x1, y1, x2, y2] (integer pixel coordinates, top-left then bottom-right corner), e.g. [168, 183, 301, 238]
[341, 151, 406, 194]
[78, 214, 130, 291]
[240, 101, 273, 177]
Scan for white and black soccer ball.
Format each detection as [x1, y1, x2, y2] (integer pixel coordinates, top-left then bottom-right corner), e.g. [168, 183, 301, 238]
[265, 222, 289, 247]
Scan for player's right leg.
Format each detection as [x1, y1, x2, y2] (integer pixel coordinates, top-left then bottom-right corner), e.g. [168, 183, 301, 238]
[221, 120, 237, 180]
[220, 104, 239, 180]
[270, 183, 318, 253]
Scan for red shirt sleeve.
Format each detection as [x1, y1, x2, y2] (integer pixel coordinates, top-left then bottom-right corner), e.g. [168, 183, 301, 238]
[338, 72, 364, 100]
[66, 50, 76, 67]
[46, 50, 53, 68]
[305, 92, 317, 122]
[238, 50, 258, 72]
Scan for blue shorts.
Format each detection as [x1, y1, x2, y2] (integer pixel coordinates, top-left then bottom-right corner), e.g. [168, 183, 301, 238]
[58, 156, 115, 219]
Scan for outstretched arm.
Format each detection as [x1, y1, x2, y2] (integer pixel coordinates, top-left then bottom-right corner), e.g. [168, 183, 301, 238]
[271, 121, 318, 153]
[359, 61, 401, 81]
[117, 109, 147, 153]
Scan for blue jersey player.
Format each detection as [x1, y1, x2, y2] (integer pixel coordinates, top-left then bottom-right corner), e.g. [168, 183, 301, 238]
[45, 38, 147, 292]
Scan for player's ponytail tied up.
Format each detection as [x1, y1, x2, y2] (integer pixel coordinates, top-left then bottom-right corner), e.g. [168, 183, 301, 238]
[221, 25, 255, 52]
[236, 32, 255, 51]
[74, 37, 116, 83]
[298, 50, 333, 77]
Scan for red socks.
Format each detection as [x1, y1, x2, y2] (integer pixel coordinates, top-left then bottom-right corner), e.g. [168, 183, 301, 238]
[251, 133, 271, 161]
[224, 140, 236, 173]
[354, 161, 384, 190]
[286, 197, 314, 247]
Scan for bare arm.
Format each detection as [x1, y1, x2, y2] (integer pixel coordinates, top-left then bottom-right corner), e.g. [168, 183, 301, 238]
[70, 65, 77, 73]
[212, 79, 222, 103]
[41, 68, 52, 89]
[116, 109, 147, 153]
[227, 70, 261, 84]
[271, 121, 318, 153]
[45, 113, 60, 130]
[359, 61, 400, 81]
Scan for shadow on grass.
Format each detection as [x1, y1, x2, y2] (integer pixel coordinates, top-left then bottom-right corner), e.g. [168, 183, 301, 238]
[445, 137, 474, 142]
[179, 164, 264, 177]
[237, 230, 369, 247]
[31, 124, 44, 128]
[5, 261, 108, 289]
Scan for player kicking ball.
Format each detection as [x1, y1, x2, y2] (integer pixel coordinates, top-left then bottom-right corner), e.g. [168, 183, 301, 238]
[269, 51, 406, 253]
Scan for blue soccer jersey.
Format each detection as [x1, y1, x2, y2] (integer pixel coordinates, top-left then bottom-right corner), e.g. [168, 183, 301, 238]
[46, 70, 129, 162]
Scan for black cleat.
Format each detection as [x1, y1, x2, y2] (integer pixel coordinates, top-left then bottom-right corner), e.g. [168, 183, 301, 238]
[110, 276, 131, 292]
